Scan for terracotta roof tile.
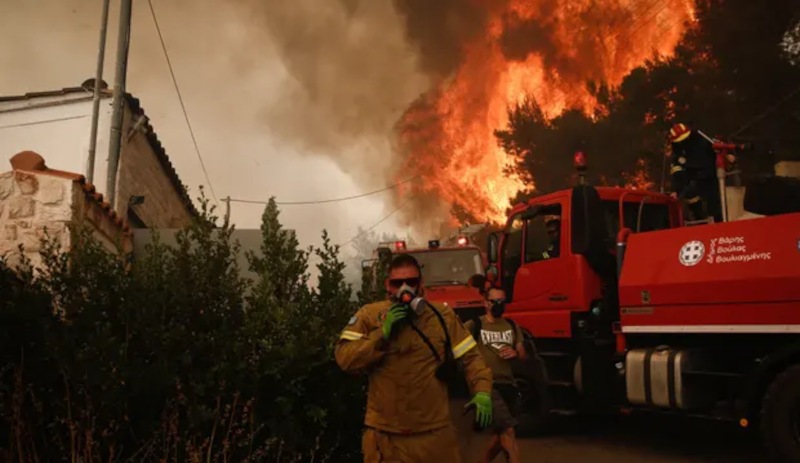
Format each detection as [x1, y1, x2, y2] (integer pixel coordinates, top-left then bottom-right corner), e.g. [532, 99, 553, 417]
[8, 151, 131, 235]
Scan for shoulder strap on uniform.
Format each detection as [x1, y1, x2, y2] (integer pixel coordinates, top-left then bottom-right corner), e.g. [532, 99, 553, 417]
[409, 321, 441, 363]
[425, 302, 454, 361]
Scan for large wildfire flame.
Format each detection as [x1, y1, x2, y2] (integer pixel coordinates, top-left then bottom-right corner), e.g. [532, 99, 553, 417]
[396, 0, 695, 227]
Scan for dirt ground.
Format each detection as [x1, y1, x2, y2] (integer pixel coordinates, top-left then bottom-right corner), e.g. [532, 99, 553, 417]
[449, 399, 764, 463]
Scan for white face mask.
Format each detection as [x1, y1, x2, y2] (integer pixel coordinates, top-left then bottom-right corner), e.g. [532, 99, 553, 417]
[395, 283, 426, 314]
[395, 283, 416, 300]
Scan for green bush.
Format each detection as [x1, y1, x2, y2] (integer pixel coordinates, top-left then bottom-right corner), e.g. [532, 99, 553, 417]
[0, 195, 364, 462]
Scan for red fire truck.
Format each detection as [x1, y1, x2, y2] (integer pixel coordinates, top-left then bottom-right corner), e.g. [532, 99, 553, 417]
[363, 237, 488, 318]
[485, 152, 800, 461]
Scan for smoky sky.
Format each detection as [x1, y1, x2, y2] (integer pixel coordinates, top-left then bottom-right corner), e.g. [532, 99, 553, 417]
[392, 0, 490, 78]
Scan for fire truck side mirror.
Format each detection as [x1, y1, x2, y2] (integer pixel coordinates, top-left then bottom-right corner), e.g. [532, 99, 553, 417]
[361, 258, 376, 270]
[487, 232, 499, 264]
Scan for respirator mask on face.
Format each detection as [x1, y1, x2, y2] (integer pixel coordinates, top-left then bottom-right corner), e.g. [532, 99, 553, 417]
[490, 300, 506, 318]
[395, 283, 427, 315]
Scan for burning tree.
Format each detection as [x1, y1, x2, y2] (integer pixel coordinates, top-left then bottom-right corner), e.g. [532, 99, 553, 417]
[392, 0, 695, 226]
[494, 0, 800, 194]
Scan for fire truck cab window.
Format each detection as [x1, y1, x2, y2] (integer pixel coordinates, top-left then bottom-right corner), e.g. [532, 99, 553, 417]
[500, 214, 524, 299]
[524, 205, 562, 263]
[407, 249, 483, 286]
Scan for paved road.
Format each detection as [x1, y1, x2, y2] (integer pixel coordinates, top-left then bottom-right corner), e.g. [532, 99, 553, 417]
[450, 399, 764, 462]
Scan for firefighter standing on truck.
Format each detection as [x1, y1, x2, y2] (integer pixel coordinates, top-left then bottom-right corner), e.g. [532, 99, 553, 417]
[335, 253, 493, 463]
[668, 123, 723, 222]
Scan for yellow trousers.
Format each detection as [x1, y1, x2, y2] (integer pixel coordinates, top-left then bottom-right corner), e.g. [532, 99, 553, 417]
[362, 425, 462, 463]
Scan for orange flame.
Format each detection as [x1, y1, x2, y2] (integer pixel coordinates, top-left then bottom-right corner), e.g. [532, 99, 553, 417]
[396, 0, 695, 227]
[623, 158, 656, 191]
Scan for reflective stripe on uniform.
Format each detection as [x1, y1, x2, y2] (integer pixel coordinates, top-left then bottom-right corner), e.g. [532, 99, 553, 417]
[542, 251, 550, 258]
[670, 165, 684, 174]
[686, 196, 700, 204]
[340, 330, 366, 341]
[452, 336, 477, 359]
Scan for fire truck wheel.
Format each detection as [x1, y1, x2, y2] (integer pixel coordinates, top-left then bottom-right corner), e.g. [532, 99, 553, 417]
[760, 364, 800, 462]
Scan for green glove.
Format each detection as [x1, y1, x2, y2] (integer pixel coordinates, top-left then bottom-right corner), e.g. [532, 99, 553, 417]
[465, 391, 493, 429]
[381, 304, 409, 340]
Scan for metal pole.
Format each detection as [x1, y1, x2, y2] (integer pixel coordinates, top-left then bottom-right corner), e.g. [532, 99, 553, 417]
[223, 196, 231, 226]
[86, 0, 111, 183]
[107, 0, 133, 208]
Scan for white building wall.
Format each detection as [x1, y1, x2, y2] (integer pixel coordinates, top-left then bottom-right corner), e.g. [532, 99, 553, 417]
[0, 93, 194, 228]
[0, 96, 113, 194]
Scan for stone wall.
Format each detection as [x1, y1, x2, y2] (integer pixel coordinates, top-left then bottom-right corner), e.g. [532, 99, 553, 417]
[0, 170, 75, 269]
[0, 151, 132, 272]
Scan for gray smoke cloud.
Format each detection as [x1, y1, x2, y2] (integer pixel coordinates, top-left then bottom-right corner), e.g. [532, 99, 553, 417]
[237, 0, 430, 188]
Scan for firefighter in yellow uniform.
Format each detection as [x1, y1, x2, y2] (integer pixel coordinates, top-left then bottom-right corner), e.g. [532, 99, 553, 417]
[335, 253, 493, 463]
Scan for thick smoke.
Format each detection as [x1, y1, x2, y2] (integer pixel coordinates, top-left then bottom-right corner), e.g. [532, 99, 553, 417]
[237, 0, 429, 189]
[392, 0, 489, 78]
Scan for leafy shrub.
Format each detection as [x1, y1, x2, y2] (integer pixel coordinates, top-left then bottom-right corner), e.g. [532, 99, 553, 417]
[0, 196, 364, 462]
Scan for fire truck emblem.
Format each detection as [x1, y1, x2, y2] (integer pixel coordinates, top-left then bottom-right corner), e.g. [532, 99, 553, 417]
[679, 240, 705, 266]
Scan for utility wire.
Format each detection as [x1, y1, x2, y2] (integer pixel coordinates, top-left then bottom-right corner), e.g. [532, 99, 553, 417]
[338, 201, 410, 247]
[227, 175, 420, 206]
[0, 115, 89, 130]
[730, 85, 800, 138]
[148, 0, 218, 206]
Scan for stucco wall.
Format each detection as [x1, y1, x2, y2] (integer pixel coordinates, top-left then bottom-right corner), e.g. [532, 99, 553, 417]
[0, 96, 110, 188]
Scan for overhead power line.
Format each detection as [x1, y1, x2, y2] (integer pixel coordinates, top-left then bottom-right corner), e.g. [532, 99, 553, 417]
[338, 201, 410, 248]
[730, 85, 800, 137]
[227, 175, 420, 206]
[148, 0, 218, 206]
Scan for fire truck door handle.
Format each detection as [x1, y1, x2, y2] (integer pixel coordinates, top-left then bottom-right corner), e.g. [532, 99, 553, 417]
[549, 294, 567, 302]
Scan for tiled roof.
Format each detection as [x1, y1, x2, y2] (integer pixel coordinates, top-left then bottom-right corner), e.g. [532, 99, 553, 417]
[0, 79, 199, 218]
[9, 151, 131, 235]
[0, 82, 95, 103]
[123, 93, 199, 218]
